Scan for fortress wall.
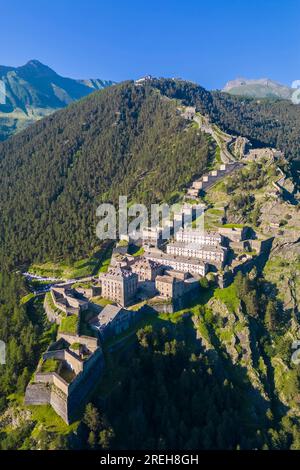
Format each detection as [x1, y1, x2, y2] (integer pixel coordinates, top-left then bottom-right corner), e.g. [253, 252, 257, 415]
[51, 290, 68, 313]
[57, 332, 99, 352]
[24, 351, 104, 424]
[52, 373, 69, 395]
[68, 349, 104, 394]
[24, 382, 51, 405]
[65, 350, 84, 374]
[76, 286, 101, 298]
[34, 371, 69, 395]
[42, 349, 65, 361]
[24, 337, 104, 424]
[35, 372, 54, 384]
[44, 296, 61, 324]
[50, 387, 69, 424]
[199, 163, 242, 191]
[190, 163, 242, 194]
[65, 350, 105, 423]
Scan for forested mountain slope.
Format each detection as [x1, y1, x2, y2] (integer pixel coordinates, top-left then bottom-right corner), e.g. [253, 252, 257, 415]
[0, 81, 210, 266]
[1, 77, 300, 268]
[152, 79, 300, 168]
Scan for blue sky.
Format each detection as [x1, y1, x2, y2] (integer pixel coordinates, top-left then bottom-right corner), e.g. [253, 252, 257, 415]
[1, 0, 299, 89]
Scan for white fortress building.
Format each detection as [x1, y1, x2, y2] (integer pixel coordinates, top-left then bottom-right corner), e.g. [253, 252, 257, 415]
[144, 251, 208, 276]
[166, 241, 227, 265]
[175, 229, 223, 246]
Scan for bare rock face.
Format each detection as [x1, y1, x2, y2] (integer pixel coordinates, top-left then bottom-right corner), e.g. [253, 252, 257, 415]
[202, 297, 270, 401]
[0, 405, 32, 430]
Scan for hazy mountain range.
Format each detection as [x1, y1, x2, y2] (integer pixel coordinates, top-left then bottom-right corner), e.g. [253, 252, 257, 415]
[223, 77, 294, 100]
[0, 59, 114, 140]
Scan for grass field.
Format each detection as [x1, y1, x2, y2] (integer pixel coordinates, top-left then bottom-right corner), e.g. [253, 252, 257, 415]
[28, 244, 114, 279]
[40, 358, 60, 373]
[59, 315, 79, 335]
[214, 284, 240, 312]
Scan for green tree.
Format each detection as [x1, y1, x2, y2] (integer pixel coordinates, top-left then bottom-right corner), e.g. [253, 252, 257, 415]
[99, 428, 115, 449]
[265, 301, 278, 332]
[84, 403, 100, 432]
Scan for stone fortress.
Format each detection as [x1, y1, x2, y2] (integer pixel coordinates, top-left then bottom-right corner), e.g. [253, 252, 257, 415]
[25, 101, 282, 424]
[25, 198, 270, 423]
[25, 334, 103, 424]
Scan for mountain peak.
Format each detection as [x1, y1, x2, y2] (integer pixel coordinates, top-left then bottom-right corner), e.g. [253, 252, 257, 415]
[223, 77, 293, 100]
[20, 59, 58, 77]
[25, 59, 46, 67]
[0, 60, 115, 141]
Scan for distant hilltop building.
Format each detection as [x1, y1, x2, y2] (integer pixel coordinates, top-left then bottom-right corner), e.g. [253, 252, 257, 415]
[181, 106, 196, 121]
[135, 75, 153, 85]
[245, 147, 283, 163]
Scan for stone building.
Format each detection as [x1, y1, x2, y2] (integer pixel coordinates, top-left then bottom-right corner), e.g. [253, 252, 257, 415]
[172, 204, 205, 233]
[131, 258, 162, 281]
[245, 147, 283, 163]
[181, 106, 196, 121]
[90, 304, 136, 338]
[25, 335, 103, 424]
[144, 250, 208, 276]
[187, 162, 242, 196]
[155, 275, 185, 300]
[142, 226, 163, 247]
[175, 228, 223, 246]
[166, 241, 227, 265]
[74, 285, 101, 299]
[99, 267, 138, 307]
[218, 226, 248, 243]
[51, 286, 89, 315]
